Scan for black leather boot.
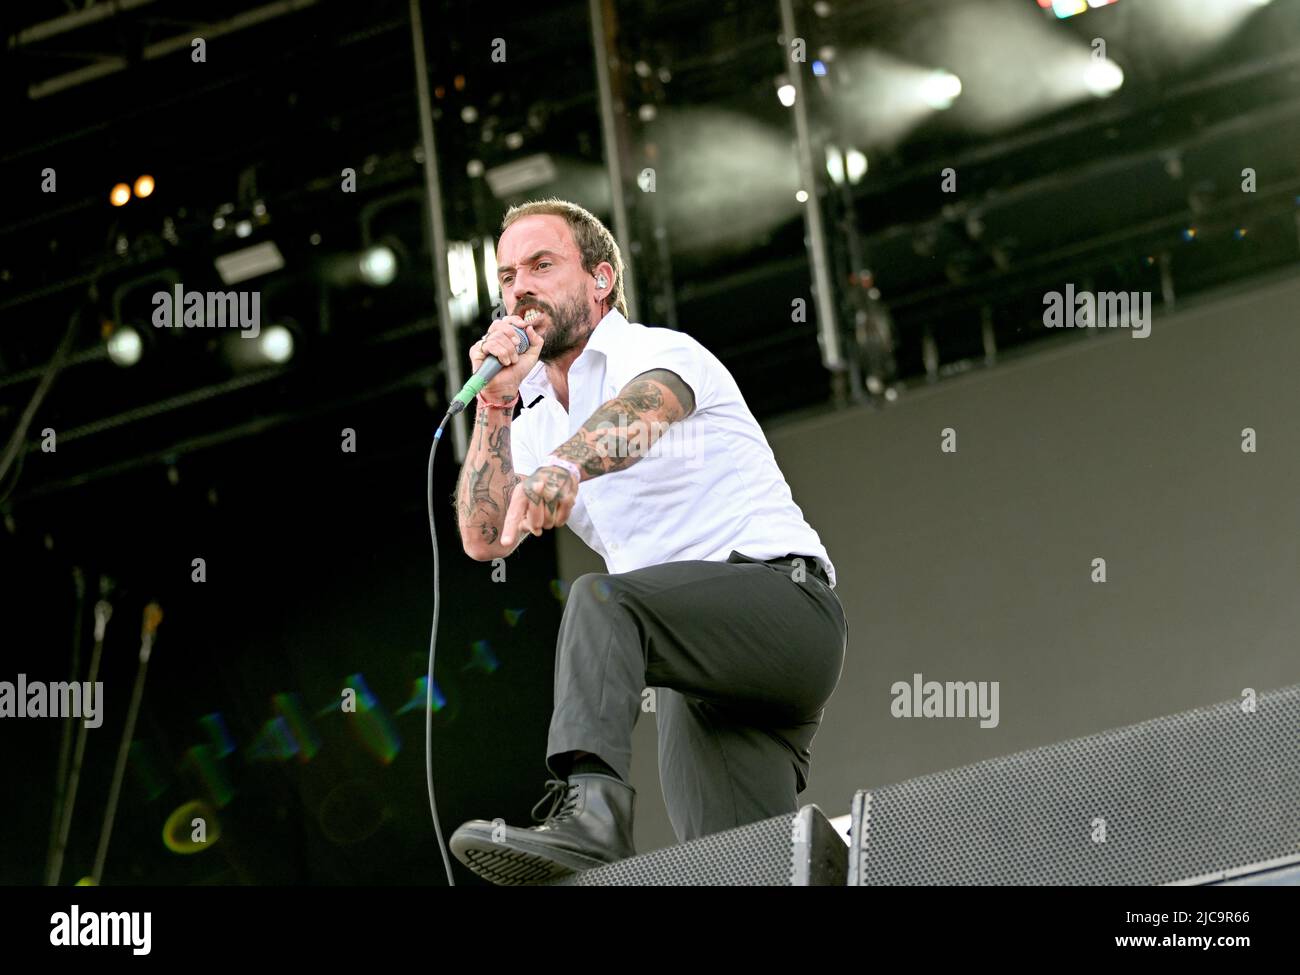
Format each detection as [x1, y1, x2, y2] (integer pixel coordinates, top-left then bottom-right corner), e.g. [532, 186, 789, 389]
[450, 772, 637, 885]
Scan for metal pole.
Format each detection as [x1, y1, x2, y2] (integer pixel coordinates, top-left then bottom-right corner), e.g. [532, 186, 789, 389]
[778, 0, 843, 372]
[92, 604, 160, 884]
[44, 567, 85, 883]
[410, 0, 467, 460]
[588, 0, 639, 322]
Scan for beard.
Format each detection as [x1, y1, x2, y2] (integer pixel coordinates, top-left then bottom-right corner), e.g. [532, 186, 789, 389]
[528, 288, 593, 363]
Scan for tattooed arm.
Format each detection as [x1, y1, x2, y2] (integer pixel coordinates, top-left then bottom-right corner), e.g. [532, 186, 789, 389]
[499, 369, 696, 546]
[552, 368, 695, 479]
[453, 402, 528, 561]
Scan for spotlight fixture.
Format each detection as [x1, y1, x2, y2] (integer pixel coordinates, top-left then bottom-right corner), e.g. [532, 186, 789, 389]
[358, 245, 398, 287]
[259, 324, 295, 364]
[1084, 58, 1125, 97]
[920, 71, 963, 110]
[1037, 0, 1120, 19]
[105, 325, 143, 367]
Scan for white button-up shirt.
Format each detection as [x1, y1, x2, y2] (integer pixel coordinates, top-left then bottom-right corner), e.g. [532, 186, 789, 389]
[510, 309, 837, 588]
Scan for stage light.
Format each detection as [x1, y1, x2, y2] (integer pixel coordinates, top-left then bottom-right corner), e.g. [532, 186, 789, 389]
[484, 153, 558, 198]
[483, 237, 500, 304]
[448, 241, 476, 298]
[1182, 227, 1198, 241]
[826, 145, 845, 186]
[796, 190, 809, 203]
[358, 245, 398, 286]
[643, 106, 806, 255]
[831, 50, 983, 148]
[106, 325, 142, 367]
[133, 174, 155, 199]
[214, 240, 285, 286]
[447, 240, 480, 325]
[259, 324, 294, 363]
[776, 80, 796, 107]
[219, 319, 299, 372]
[1122, 0, 1267, 65]
[812, 60, 828, 77]
[1047, 0, 1086, 17]
[1084, 58, 1124, 96]
[234, 219, 253, 238]
[1038, 0, 1120, 18]
[109, 183, 130, 207]
[920, 70, 963, 110]
[845, 148, 868, 184]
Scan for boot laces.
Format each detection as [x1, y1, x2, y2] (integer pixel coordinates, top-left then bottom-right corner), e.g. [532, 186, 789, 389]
[530, 778, 581, 824]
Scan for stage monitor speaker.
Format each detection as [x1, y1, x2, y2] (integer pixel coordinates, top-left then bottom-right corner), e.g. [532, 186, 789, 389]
[548, 803, 846, 885]
[848, 683, 1300, 886]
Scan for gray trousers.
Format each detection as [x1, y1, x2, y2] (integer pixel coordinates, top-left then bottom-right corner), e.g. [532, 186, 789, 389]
[545, 550, 848, 843]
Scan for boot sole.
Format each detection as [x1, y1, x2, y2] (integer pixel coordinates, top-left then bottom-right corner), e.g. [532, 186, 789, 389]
[451, 827, 615, 885]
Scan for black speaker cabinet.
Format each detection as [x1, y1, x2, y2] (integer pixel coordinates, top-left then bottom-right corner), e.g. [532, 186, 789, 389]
[849, 684, 1300, 885]
[547, 803, 846, 885]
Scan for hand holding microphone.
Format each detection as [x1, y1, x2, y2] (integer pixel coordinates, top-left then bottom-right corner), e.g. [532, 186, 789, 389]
[447, 311, 545, 415]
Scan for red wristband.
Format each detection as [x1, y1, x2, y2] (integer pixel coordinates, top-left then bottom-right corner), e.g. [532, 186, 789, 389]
[477, 390, 519, 410]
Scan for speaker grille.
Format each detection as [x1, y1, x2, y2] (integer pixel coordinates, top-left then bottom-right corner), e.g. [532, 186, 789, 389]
[552, 805, 844, 885]
[850, 684, 1300, 885]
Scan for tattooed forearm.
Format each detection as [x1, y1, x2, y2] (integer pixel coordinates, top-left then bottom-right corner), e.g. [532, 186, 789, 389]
[467, 458, 499, 513]
[455, 403, 521, 555]
[488, 424, 513, 478]
[551, 369, 696, 480]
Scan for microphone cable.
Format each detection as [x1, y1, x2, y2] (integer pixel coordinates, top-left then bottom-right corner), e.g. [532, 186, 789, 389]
[424, 323, 530, 886]
[425, 412, 456, 886]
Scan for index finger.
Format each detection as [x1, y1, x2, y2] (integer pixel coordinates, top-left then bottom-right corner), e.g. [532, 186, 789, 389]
[501, 482, 528, 547]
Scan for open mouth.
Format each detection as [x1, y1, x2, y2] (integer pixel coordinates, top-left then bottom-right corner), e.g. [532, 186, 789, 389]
[521, 308, 545, 324]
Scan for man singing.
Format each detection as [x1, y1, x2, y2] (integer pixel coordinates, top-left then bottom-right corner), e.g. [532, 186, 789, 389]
[449, 198, 847, 885]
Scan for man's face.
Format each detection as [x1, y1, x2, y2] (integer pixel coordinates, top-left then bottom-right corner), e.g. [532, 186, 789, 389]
[497, 214, 595, 364]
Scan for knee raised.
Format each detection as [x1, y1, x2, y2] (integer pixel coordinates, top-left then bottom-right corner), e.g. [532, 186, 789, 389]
[570, 572, 620, 604]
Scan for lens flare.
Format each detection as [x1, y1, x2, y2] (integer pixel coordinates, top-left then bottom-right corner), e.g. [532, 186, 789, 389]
[181, 744, 234, 806]
[248, 715, 300, 762]
[199, 712, 235, 758]
[163, 800, 221, 854]
[274, 692, 321, 762]
[464, 639, 498, 674]
[342, 673, 401, 764]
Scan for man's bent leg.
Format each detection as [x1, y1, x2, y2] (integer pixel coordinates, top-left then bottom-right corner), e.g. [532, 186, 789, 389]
[545, 554, 845, 828]
[656, 688, 803, 843]
[544, 573, 650, 783]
